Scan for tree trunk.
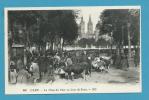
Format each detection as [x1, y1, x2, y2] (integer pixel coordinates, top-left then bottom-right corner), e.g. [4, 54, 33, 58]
[62, 39, 65, 51]
[11, 21, 14, 44]
[127, 23, 132, 68]
[50, 40, 54, 51]
[110, 32, 113, 55]
[60, 37, 64, 51]
[24, 22, 30, 47]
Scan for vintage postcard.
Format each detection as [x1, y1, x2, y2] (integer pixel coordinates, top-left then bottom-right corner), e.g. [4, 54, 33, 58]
[5, 6, 141, 94]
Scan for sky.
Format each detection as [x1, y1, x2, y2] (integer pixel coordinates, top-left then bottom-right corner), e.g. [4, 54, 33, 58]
[75, 6, 140, 33]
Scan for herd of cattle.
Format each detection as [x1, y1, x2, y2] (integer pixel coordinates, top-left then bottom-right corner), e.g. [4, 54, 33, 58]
[29, 50, 112, 81]
[9, 50, 112, 84]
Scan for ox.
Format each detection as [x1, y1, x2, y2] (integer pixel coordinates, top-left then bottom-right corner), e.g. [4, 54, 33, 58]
[58, 61, 91, 80]
[91, 56, 111, 72]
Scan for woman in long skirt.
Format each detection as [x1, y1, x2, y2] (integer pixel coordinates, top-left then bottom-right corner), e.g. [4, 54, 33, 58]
[9, 61, 17, 84]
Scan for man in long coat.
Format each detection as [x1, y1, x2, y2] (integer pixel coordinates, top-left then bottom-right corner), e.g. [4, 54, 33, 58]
[30, 59, 40, 83]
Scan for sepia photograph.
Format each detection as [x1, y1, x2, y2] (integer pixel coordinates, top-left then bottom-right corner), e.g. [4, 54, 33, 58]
[5, 6, 141, 94]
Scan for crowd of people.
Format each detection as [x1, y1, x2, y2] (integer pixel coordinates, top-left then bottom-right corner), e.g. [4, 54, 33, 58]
[8, 48, 98, 84]
[9, 47, 138, 85]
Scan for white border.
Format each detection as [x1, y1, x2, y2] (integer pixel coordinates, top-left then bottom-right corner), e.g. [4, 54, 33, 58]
[4, 6, 142, 94]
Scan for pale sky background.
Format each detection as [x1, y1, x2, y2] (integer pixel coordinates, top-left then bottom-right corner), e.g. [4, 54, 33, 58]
[76, 8, 104, 33]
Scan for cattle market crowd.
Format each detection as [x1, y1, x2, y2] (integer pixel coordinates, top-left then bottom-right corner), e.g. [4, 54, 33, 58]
[9, 48, 137, 85]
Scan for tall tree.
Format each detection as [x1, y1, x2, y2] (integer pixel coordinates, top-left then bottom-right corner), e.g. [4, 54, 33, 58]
[99, 9, 140, 50]
[38, 10, 79, 51]
[8, 10, 79, 51]
[99, 9, 140, 68]
[8, 10, 40, 45]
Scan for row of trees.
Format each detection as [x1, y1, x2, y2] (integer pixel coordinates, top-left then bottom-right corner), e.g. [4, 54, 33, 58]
[8, 9, 140, 54]
[97, 9, 140, 49]
[8, 10, 79, 51]
[97, 9, 140, 67]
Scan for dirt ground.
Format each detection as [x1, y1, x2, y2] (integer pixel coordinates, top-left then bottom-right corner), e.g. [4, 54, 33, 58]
[40, 66, 140, 85]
